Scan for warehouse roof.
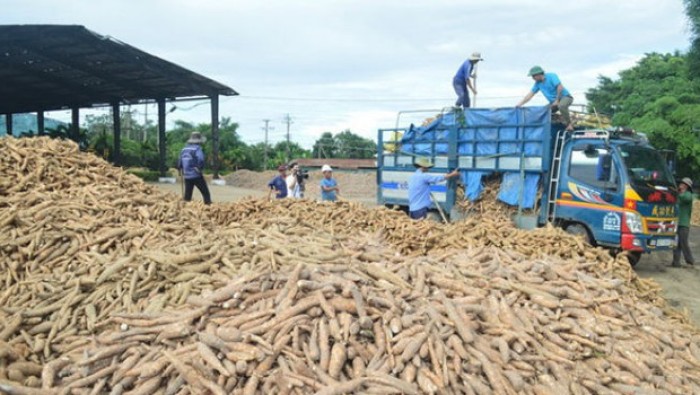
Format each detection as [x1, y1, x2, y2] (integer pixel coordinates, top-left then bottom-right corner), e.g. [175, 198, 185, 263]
[295, 158, 376, 169]
[0, 25, 237, 114]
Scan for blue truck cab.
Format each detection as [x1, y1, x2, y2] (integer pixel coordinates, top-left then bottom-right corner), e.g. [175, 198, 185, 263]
[377, 106, 677, 265]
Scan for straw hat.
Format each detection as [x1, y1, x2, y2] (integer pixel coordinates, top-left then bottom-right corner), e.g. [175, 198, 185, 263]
[469, 52, 483, 61]
[187, 132, 206, 144]
[414, 157, 434, 168]
[680, 177, 693, 190]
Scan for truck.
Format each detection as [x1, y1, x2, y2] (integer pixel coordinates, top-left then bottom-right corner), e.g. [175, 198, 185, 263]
[377, 106, 678, 265]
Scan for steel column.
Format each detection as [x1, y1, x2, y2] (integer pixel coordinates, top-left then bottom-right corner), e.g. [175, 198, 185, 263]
[211, 94, 220, 179]
[157, 98, 166, 177]
[71, 107, 79, 141]
[37, 111, 44, 135]
[5, 114, 12, 137]
[112, 103, 121, 166]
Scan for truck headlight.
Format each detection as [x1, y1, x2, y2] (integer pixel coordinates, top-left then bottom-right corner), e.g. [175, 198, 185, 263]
[624, 212, 643, 234]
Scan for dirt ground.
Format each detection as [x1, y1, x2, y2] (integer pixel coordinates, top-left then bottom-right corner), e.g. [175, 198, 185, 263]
[153, 176, 700, 326]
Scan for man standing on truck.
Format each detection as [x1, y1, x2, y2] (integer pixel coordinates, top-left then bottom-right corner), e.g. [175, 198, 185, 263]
[672, 177, 695, 267]
[408, 157, 460, 220]
[516, 66, 574, 131]
[452, 52, 483, 109]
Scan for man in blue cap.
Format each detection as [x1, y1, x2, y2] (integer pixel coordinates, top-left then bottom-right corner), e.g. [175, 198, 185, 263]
[516, 65, 574, 131]
[452, 52, 483, 109]
[408, 157, 460, 220]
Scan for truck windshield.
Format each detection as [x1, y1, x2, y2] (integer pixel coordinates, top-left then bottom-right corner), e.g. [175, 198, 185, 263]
[619, 145, 674, 188]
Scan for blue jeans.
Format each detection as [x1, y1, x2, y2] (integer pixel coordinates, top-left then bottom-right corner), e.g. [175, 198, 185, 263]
[453, 78, 470, 108]
[410, 207, 428, 220]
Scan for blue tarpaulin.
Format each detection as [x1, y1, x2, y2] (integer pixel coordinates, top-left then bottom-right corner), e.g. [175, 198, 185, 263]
[497, 173, 541, 208]
[463, 171, 490, 201]
[400, 106, 550, 205]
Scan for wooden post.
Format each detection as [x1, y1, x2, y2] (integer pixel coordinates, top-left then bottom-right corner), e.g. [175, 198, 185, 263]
[37, 111, 45, 135]
[211, 94, 220, 179]
[112, 103, 121, 166]
[5, 114, 12, 137]
[157, 98, 167, 177]
[71, 107, 79, 141]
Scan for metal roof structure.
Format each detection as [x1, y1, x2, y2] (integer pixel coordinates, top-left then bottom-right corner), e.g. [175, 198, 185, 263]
[0, 24, 238, 177]
[0, 24, 237, 114]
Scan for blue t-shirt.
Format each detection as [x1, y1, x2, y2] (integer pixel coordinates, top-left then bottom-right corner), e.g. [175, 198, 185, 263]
[268, 175, 288, 199]
[453, 59, 473, 83]
[531, 72, 571, 103]
[408, 170, 445, 212]
[320, 178, 338, 201]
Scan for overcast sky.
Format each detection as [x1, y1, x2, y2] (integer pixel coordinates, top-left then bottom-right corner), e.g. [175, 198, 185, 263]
[3, 0, 692, 148]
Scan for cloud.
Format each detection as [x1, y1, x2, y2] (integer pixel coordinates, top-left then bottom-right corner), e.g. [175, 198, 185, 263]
[1, 0, 691, 149]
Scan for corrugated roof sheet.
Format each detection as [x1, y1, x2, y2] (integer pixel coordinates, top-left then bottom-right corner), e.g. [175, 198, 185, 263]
[0, 25, 237, 114]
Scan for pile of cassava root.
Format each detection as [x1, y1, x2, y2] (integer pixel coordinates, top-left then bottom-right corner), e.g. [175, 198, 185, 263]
[0, 137, 698, 394]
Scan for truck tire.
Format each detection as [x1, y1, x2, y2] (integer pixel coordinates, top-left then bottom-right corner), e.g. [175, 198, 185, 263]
[626, 251, 642, 267]
[564, 223, 592, 245]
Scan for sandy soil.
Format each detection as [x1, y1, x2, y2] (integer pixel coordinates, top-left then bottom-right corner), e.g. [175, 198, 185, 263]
[152, 178, 700, 326]
[635, 237, 700, 325]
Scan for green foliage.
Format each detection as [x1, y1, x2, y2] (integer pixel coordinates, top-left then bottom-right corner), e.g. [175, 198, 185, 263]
[586, 53, 700, 178]
[685, 0, 700, 75]
[126, 168, 168, 182]
[312, 130, 376, 159]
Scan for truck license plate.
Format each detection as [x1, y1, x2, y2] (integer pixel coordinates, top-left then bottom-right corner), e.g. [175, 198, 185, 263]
[656, 239, 673, 247]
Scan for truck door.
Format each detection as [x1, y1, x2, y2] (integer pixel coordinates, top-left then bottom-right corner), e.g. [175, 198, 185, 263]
[557, 143, 623, 247]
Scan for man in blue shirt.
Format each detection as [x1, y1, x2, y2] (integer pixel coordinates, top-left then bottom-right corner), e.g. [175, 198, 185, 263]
[177, 132, 212, 205]
[408, 157, 460, 220]
[452, 52, 483, 109]
[268, 165, 289, 199]
[320, 164, 339, 201]
[516, 65, 574, 131]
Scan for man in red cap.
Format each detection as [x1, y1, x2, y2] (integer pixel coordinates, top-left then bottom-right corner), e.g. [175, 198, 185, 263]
[268, 165, 289, 199]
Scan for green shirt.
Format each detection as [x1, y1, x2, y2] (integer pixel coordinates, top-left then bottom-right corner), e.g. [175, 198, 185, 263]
[678, 190, 693, 227]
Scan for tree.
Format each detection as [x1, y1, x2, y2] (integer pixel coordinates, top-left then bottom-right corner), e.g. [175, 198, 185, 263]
[273, 141, 311, 166]
[311, 130, 377, 159]
[334, 130, 376, 159]
[312, 132, 336, 158]
[685, 0, 700, 76]
[586, 53, 700, 178]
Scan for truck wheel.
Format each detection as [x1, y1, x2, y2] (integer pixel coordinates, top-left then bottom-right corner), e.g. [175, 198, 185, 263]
[626, 252, 642, 267]
[564, 223, 592, 245]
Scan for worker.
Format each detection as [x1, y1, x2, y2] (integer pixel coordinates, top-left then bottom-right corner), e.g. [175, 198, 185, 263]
[286, 162, 301, 199]
[672, 177, 695, 267]
[452, 52, 483, 109]
[516, 65, 574, 131]
[268, 165, 289, 199]
[408, 157, 460, 220]
[177, 132, 212, 205]
[320, 164, 339, 202]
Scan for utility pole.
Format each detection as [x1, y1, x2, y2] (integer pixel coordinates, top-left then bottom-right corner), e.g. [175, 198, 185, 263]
[282, 114, 293, 163]
[261, 119, 273, 171]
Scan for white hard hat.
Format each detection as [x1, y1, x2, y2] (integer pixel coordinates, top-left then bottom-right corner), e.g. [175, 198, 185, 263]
[321, 164, 333, 172]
